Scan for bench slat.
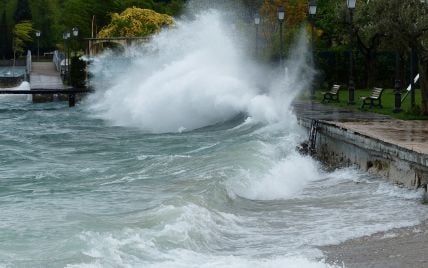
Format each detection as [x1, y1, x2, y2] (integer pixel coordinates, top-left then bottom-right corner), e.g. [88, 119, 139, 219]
[361, 87, 384, 109]
[322, 84, 341, 103]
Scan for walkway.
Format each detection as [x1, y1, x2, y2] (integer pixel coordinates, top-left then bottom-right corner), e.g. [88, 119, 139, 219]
[293, 100, 428, 155]
[30, 62, 66, 89]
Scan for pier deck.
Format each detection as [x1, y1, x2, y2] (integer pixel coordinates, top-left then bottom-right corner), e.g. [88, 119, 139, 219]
[30, 62, 66, 89]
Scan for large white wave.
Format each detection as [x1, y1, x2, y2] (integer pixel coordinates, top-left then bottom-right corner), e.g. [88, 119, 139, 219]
[87, 10, 314, 133]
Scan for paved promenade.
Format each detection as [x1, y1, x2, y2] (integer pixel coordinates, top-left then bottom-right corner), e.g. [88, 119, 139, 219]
[293, 100, 428, 155]
[30, 62, 66, 89]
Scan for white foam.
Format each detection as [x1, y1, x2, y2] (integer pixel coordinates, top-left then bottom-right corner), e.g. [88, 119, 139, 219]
[375, 183, 424, 200]
[67, 249, 335, 268]
[87, 11, 314, 133]
[228, 153, 321, 200]
[0, 81, 31, 101]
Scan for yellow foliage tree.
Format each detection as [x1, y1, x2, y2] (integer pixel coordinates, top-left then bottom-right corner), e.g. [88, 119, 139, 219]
[98, 7, 174, 38]
[12, 20, 33, 67]
[259, 0, 308, 48]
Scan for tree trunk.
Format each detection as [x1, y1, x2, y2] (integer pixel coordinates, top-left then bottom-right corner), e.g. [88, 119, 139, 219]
[419, 54, 428, 115]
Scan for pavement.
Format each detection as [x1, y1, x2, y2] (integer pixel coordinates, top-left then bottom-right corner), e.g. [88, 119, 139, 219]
[292, 100, 428, 155]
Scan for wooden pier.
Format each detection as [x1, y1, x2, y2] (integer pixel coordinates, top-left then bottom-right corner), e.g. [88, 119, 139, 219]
[0, 88, 93, 107]
[28, 61, 92, 107]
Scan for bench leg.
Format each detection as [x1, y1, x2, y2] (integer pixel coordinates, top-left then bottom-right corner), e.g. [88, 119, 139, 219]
[361, 99, 368, 109]
[322, 94, 331, 103]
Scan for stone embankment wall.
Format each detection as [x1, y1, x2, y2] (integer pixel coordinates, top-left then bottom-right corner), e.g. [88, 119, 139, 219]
[300, 119, 428, 188]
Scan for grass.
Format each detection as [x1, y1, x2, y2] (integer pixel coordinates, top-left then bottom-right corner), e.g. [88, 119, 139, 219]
[305, 87, 428, 120]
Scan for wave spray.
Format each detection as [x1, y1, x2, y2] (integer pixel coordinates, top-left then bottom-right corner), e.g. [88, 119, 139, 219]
[87, 9, 314, 133]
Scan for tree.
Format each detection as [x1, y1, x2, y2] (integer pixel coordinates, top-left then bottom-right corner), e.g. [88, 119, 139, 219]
[0, 10, 9, 59]
[98, 7, 174, 38]
[370, 0, 428, 114]
[351, 0, 384, 88]
[14, 0, 32, 21]
[12, 20, 32, 66]
[314, 0, 344, 49]
[29, 0, 59, 52]
[258, 0, 308, 59]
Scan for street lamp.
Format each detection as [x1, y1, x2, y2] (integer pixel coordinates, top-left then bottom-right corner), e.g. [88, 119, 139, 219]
[254, 13, 260, 56]
[278, 6, 285, 67]
[308, 0, 317, 98]
[347, 0, 356, 105]
[72, 27, 79, 57]
[393, 52, 402, 113]
[35, 30, 41, 62]
[309, 0, 317, 17]
[72, 27, 79, 37]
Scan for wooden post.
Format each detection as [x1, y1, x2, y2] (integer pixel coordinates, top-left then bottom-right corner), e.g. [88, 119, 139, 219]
[68, 93, 76, 107]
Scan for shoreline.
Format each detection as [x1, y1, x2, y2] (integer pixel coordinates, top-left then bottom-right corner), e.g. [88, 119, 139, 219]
[319, 220, 428, 268]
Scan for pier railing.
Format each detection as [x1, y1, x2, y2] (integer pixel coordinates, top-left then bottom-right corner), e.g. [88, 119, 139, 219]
[53, 50, 64, 72]
[26, 50, 32, 81]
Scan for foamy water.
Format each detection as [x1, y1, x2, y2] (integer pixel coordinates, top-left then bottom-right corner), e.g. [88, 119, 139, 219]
[0, 7, 427, 268]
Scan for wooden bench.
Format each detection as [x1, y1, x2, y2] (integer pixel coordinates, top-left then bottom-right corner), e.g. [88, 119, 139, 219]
[321, 84, 341, 103]
[360, 87, 384, 109]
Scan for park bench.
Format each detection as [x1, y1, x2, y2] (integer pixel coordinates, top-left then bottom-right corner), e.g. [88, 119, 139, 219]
[360, 87, 384, 109]
[321, 84, 341, 103]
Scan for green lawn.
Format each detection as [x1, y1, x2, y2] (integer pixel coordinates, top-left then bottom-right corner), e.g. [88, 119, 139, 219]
[306, 87, 428, 120]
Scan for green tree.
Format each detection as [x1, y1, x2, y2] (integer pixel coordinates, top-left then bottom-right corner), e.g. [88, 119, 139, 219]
[0, 10, 9, 59]
[14, 0, 31, 21]
[349, 0, 384, 88]
[12, 20, 32, 66]
[370, 0, 428, 114]
[30, 0, 60, 52]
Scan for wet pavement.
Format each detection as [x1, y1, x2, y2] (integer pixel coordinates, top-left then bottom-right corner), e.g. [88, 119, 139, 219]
[293, 100, 428, 155]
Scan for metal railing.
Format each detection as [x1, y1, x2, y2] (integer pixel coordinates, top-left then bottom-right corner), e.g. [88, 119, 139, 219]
[25, 50, 32, 81]
[53, 50, 64, 72]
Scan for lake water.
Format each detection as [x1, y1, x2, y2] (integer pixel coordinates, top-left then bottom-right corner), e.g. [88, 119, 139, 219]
[1, 96, 427, 268]
[0, 67, 26, 78]
[1, 9, 428, 268]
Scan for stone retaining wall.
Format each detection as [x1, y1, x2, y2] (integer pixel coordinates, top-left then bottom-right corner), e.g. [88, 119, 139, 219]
[300, 119, 428, 188]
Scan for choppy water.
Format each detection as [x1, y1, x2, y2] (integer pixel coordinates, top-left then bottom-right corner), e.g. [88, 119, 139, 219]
[0, 97, 427, 268]
[0, 67, 26, 77]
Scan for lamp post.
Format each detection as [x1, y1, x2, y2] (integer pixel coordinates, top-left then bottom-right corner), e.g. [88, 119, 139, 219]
[393, 52, 402, 113]
[254, 13, 260, 57]
[277, 6, 285, 67]
[410, 48, 417, 107]
[72, 27, 79, 56]
[35, 30, 41, 62]
[308, 0, 317, 98]
[347, 0, 356, 105]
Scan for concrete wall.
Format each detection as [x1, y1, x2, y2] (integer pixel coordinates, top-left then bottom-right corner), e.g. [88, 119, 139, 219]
[300, 119, 428, 188]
